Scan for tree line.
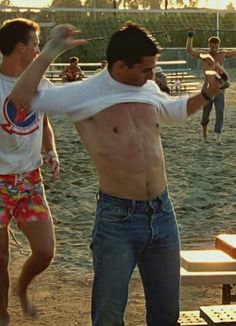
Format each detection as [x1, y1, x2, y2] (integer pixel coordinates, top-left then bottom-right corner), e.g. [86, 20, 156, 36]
[3, 0, 234, 10]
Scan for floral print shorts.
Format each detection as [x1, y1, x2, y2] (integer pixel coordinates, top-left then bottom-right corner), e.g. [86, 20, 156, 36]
[0, 169, 50, 228]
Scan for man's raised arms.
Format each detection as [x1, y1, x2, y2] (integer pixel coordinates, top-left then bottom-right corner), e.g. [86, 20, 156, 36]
[10, 25, 87, 109]
[10, 24, 221, 119]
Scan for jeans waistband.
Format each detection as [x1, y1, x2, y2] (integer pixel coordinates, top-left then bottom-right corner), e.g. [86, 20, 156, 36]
[0, 168, 41, 184]
[97, 188, 168, 209]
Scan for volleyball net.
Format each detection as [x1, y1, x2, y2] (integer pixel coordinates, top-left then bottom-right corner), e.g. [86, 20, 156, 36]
[1, 7, 236, 68]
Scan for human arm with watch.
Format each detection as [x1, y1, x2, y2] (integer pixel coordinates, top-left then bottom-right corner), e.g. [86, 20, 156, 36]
[42, 114, 60, 181]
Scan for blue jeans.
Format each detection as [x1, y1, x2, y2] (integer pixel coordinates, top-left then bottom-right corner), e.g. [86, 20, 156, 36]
[201, 90, 225, 133]
[90, 189, 180, 326]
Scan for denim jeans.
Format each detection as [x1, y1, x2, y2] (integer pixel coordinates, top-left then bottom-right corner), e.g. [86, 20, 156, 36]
[90, 188, 180, 326]
[201, 90, 225, 133]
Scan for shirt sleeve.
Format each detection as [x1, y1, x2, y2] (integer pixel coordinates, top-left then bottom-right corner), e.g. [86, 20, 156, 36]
[158, 94, 189, 124]
[31, 71, 189, 124]
[31, 81, 86, 115]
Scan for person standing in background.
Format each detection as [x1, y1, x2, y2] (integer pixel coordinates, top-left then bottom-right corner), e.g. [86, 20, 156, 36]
[186, 30, 236, 144]
[95, 59, 108, 74]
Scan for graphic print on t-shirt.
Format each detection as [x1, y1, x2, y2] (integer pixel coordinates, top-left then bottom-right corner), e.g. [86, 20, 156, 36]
[0, 96, 40, 135]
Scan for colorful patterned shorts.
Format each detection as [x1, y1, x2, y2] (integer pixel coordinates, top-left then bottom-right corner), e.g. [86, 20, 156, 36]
[0, 169, 50, 228]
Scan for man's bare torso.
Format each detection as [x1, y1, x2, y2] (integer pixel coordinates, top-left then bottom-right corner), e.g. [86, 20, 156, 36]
[203, 51, 226, 74]
[75, 102, 166, 200]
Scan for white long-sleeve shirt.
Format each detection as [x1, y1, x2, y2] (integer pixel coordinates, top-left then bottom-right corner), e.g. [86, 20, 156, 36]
[32, 68, 189, 124]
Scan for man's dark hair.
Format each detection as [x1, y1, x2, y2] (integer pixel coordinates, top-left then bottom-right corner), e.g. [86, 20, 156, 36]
[0, 18, 40, 56]
[208, 36, 220, 45]
[106, 22, 159, 69]
[69, 56, 79, 64]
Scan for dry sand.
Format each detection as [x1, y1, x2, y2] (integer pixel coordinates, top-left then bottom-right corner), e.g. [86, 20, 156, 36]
[6, 83, 236, 325]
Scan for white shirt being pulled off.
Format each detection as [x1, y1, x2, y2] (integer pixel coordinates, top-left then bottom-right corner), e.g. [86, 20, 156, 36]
[32, 68, 188, 123]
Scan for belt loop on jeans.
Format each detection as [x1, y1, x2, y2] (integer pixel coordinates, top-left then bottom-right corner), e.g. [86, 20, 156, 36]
[96, 191, 100, 201]
[131, 200, 136, 211]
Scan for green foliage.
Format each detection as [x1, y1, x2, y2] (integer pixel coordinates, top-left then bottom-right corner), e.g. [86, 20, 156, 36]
[51, 0, 83, 7]
[1, 7, 236, 63]
[0, 0, 11, 5]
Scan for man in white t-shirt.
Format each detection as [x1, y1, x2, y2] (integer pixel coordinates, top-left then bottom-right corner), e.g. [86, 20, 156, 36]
[10, 23, 221, 326]
[0, 18, 60, 325]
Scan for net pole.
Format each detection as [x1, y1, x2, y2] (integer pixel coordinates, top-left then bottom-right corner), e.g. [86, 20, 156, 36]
[93, 0, 96, 21]
[216, 4, 220, 37]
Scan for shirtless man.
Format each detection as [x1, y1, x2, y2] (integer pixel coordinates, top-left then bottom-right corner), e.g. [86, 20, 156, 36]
[186, 30, 236, 144]
[10, 23, 220, 326]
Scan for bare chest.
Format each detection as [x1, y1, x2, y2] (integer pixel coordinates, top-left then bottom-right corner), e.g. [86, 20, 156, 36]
[212, 52, 225, 66]
[95, 102, 159, 131]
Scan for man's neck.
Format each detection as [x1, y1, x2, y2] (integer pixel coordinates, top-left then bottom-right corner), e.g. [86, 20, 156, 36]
[0, 56, 24, 77]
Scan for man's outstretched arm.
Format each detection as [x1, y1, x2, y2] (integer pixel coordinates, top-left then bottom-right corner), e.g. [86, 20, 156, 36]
[223, 48, 236, 59]
[10, 25, 87, 109]
[186, 30, 202, 59]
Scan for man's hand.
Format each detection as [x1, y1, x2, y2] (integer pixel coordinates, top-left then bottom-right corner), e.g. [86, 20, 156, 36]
[44, 24, 88, 59]
[10, 24, 87, 111]
[46, 150, 60, 181]
[187, 28, 195, 38]
[205, 70, 223, 96]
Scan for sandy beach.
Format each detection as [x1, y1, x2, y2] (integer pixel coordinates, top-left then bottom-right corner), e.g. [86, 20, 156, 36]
[7, 82, 236, 325]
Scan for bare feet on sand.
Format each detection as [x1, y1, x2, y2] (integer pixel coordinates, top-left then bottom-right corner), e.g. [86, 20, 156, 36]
[18, 292, 38, 319]
[13, 284, 38, 319]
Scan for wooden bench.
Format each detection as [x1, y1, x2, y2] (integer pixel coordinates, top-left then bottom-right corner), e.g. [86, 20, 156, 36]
[45, 70, 94, 83]
[163, 67, 192, 74]
[167, 74, 197, 81]
[200, 304, 236, 325]
[181, 249, 236, 304]
[164, 67, 200, 95]
[179, 305, 236, 325]
[179, 310, 207, 325]
[170, 82, 200, 95]
[181, 267, 236, 304]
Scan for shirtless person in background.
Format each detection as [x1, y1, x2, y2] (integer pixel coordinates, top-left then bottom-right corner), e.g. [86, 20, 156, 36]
[186, 30, 236, 144]
[10, 23, 220, 326]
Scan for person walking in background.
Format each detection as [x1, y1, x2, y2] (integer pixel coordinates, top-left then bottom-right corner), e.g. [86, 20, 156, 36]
[10, 23, 220, 326]
[0, 18, 59, 326]
[186, 30, 236, 144]
[60, 56, 85, 82]
[153, 66, 170, 94]
[95, 59, 108, 74]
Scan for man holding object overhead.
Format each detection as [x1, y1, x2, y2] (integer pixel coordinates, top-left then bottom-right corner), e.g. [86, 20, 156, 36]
[10, 23, 220, 326]
[186, 29, 236, 144]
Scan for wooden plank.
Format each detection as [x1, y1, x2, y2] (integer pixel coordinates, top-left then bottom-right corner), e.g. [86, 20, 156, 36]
[157, 60, 187, 66]
[215, 234, 236, 259]
[181, 267, 236, 286]
[169, 82, 200, 86]
[164, 68, 191, 73]
[166, 75, 197, 80]
[179, 311, 207, 326]
[166, 71, 190, 76]
[49, 62, 101, 68]
[200, 305, 236, 325]
[181, 250, 236, 272]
